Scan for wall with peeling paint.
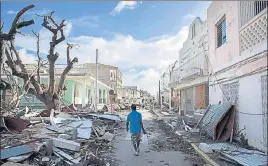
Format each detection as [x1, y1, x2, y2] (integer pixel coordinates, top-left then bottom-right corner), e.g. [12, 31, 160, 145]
[238, 71, 267, 153]
[208, 1, 267, 152]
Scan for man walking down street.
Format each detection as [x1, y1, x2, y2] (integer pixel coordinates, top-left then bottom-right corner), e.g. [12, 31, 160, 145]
[126, 104, 146, 156]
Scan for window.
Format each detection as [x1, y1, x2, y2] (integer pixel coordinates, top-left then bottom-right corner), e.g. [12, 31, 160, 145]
[103, 89, 106, 104]
[192, 24, 196, 39]
[217, 19, 226, 48]
[254, 1, 268, 16]
[99, 89, 102, 103]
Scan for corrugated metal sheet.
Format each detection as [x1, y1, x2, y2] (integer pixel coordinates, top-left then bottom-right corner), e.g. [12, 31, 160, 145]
[199, 104, 232, 138]
[0, 145, 34, 160]
[207, 143, 268, 166]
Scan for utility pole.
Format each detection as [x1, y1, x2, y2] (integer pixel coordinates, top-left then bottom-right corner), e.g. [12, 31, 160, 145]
[95, 49, 98, 112]
[169, 72, 172, 110]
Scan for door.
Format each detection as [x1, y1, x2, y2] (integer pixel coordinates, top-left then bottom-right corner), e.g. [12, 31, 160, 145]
[185, 87, 194, 116]
[261, 75, 267, 147]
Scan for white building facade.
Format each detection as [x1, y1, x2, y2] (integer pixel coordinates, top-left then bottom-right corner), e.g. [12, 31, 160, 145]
[207, 1, 267, 152]
[171, 17, 210, 116]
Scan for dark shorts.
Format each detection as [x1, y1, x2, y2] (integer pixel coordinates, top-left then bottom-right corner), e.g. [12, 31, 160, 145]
[131, 133, 141, 146]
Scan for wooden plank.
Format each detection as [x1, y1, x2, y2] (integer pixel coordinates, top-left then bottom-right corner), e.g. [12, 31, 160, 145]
[190, 143, 220, 166]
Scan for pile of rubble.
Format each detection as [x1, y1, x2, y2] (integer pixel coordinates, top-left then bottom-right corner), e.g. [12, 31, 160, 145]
[0, 106, 122, 166]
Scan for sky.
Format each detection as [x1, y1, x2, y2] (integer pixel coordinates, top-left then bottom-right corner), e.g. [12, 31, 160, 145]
[1, 1, 211, 96]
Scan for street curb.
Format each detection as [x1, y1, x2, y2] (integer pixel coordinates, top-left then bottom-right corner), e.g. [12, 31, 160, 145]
[164, 121, 219, 166]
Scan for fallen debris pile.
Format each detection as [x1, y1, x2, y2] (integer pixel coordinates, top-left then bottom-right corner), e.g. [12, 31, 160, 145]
[197, 104, 235, 141]
[0, 107, 122, 166]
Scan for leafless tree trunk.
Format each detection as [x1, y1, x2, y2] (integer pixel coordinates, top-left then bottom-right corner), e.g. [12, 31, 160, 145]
[1, 5, 78, 111]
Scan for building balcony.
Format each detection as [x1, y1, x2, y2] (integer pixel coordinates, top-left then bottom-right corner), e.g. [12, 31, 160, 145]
[239, 4, 267, 53]
[180, 68, 209, 80]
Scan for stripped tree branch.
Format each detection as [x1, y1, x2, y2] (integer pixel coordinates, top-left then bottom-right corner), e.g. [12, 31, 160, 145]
[1, 5, 35, 41]
[41, 11, 66, 98]
[33, 30, 41, 83]
[2, 5, 78, 111]
[57, 43, 78, 95]
[10, 40, 27, 73]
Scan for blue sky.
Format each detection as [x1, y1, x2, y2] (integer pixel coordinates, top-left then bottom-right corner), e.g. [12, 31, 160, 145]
[2, 1, 211, 94]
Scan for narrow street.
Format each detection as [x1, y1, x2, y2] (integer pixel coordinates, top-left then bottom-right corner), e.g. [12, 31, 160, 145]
[113, 109, 204, 166]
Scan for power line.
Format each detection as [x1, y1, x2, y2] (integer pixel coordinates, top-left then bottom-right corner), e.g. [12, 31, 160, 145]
[202, 35, 267, 116]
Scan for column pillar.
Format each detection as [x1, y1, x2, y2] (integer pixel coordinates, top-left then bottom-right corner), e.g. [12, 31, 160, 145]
[81, 81, 87, 108]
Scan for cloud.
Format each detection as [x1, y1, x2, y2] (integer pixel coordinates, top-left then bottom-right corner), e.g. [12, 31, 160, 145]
[111, 1, 137, 16]
[18, 48, 37, 64]
[183, 14, 196, 22]
[14, 23, 189, 95]
[68, 16, 99, 28]
[15, 21, 73, 60]
[7, 9, 51, 15]
[7, 10, 17, 14]
[124, 68, 160, 95]
[129, 69, 136, 73]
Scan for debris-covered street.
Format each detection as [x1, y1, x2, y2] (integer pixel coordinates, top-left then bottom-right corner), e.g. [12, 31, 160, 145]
[113, 109, 204, 166]
[1, 1, 268, 166]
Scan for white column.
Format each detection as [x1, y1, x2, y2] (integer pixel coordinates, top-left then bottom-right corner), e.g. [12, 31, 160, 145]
[81, 81, 86, 108]
[92, 82, 95, 107]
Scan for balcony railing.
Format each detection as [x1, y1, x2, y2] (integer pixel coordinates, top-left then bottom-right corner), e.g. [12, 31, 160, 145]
[239, 1, 267, 53]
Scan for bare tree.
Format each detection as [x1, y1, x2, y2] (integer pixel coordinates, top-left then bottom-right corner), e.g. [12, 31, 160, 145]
[1, 5, 78, 111]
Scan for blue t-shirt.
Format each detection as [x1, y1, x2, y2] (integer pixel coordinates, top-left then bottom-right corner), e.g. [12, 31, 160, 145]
[127, 111, 142, 134]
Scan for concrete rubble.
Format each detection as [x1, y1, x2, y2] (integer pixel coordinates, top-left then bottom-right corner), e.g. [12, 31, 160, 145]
[0, 104, 122, 166]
